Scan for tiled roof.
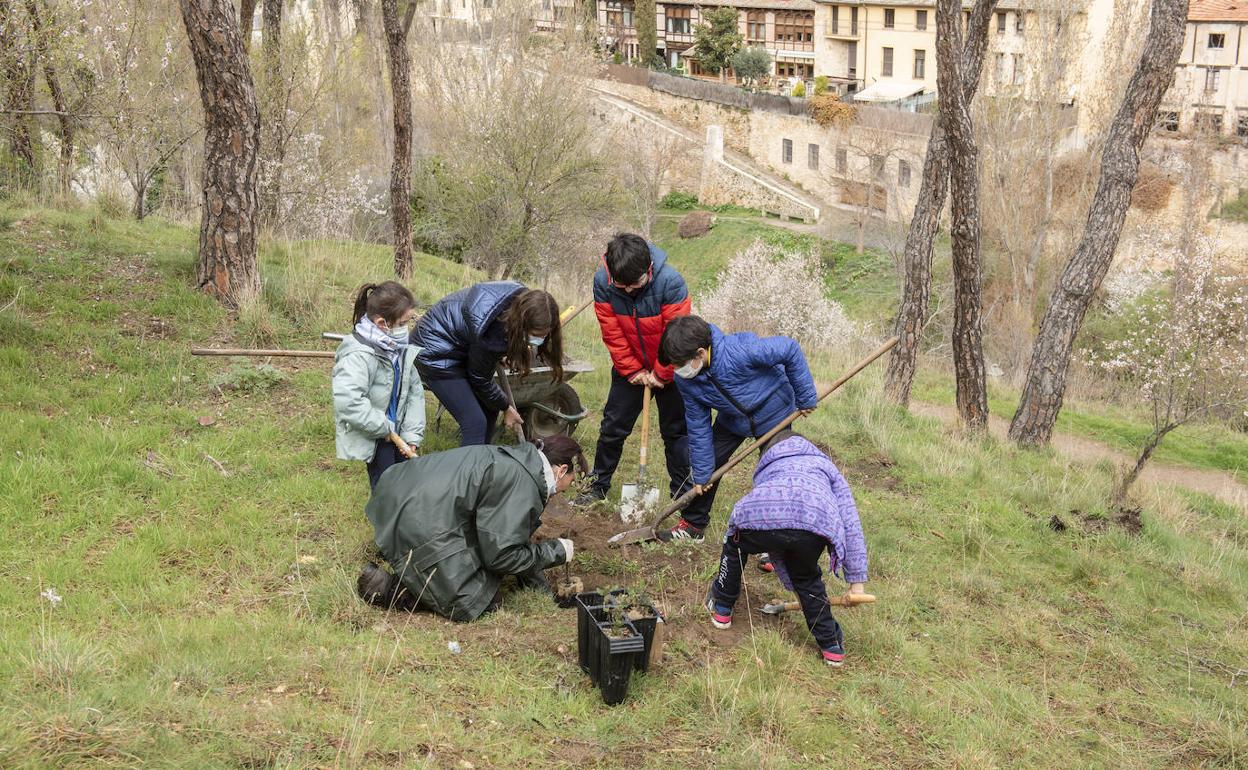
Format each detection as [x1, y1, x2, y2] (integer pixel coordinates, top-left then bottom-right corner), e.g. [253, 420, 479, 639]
[1189, 0, 1248, 20]
[661, 0, 816, 9]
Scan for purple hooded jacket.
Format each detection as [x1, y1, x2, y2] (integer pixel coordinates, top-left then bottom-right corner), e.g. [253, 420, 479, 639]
[726, 435, 868, 587]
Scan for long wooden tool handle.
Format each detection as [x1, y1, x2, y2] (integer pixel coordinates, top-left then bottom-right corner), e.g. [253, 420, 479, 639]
[191, 347, 335, 358]
[559, 298, 593, 326]
[638, 384, 651, 482]
[646, 337, 899, 533]
[496, 364, 526, 442]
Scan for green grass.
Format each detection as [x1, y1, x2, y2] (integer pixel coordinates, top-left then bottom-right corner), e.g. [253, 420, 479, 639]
[1, 204, 1246, 767]
[910, 373, 1248, 483]
[1216, 188, 1248, 223]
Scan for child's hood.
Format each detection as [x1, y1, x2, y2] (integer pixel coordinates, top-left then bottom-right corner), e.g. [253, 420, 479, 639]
[753, 435, 833, 481]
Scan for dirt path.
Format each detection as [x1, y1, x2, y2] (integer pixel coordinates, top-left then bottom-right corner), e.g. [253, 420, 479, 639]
[911, 402, 1248, 511]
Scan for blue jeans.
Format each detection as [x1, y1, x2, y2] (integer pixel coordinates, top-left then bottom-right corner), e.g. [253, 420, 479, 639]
[681, 421, 747, 530]
[421, 373, 499, 446]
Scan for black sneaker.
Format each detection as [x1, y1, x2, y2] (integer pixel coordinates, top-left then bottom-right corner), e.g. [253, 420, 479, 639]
[571, 489, 607, 508]
[655, 519, 704, 542]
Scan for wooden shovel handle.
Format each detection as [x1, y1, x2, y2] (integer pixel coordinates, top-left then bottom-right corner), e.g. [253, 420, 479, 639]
[645, 337, 899, 534]
[638, 384, 651, 479]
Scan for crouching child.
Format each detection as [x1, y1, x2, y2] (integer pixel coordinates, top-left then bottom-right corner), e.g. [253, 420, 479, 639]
[706, 430, 868, 667]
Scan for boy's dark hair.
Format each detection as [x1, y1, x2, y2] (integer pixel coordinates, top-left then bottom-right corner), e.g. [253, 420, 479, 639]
[532, 434, 589, 475]
[658, 315, 712, 367]
[604, 233, 652, 286]
[352, 281, 416, 325]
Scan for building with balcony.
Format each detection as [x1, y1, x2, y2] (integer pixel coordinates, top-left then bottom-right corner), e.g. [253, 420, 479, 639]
[1159, 0, 1248, 137]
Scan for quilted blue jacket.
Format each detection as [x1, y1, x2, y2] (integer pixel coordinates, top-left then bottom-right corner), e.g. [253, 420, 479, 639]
[673, 324, 818, 484]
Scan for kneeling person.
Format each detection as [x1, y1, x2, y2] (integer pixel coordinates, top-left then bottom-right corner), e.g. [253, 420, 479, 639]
[358, 436, 586, 622]
[707, 431, 868, 667]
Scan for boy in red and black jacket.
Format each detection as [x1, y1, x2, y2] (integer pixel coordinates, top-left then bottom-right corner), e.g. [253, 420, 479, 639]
[574, 233, 693, 506]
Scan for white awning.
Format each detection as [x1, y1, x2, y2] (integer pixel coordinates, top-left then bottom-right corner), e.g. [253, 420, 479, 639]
[852, 80, 928, 103]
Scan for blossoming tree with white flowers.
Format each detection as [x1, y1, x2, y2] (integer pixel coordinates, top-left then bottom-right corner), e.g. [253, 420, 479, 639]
[1090, 237, 1248, 504]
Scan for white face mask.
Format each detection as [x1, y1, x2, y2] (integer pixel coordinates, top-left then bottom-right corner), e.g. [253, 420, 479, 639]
[387, 325, 410, 341]
[528, 335, 547, 347]
[674, 358, 703, 379]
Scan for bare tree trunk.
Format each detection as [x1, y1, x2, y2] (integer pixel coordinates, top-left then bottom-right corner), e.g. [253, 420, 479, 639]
[239, 0, 259, 50]
[1113, 423, 1178, 504]
[884, 0, 997, 406]
[133, 176, 148, 220]
[179, 0, 262, 308]
[381, 0, 414, 279]
[935, 0, 988, 432]
[23, 0, 73, 198]
[1, 2, 37, 175]
[1008, 0, 1188, 446]
[258, 0, 284, 227]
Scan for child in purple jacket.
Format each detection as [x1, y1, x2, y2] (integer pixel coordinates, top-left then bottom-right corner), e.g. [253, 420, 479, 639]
[706, 430, 868, 667]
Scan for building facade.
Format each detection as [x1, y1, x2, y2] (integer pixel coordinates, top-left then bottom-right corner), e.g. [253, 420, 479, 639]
[1159, 0, 1248, 137]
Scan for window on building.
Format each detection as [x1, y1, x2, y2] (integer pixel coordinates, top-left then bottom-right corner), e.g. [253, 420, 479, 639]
[605, 0, 634, 28]
[915, 10, 927, 30]
[1237, 113, 1248, 138]
[1156, 111, 1179, 132]
[747, 10, 765, 43]
[1205, 68, 1221, 93]
[1015, 11, 1025, 33]
[996, 11, 1006, 33]
[884, 8, 895, 28]
[1209, 33, 1226, 49]
[666, 6, 691, 35]
[1012, 53, 1024, 86]
[994, 51, 1006, 83]
[775, 12, 813, 48]
[1194, 111, 1223, 134]
[848, 41, 857, 78]
[542, 0, 550, 9]
[782, 138, 793, 164]
[836, 147, 848, 173]
[776, 58, 813, 78]
[850, 6, 858, 35]
[899, 159, 911, 188]
[914, 49, 925, 79]
[882, 46, 893, 77]
[830, 6, 839, 35]
[869, 154, 884, 178]
[808, 143, 820, 170]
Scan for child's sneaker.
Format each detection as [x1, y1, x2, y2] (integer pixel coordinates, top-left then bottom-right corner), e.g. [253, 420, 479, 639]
[656, 519, 704, 542]
[705, 593, 733, 630]
[821, 644, 846, 667]
[757, 553, 774, 573]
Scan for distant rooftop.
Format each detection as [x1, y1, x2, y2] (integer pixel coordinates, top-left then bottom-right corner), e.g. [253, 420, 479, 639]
[662, 0, 816, 9]
[1189, 0, 1248, 21]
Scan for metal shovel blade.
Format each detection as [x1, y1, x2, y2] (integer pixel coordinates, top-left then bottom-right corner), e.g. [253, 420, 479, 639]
[607, 523, 656, 547]
[618, 484, 661, 525]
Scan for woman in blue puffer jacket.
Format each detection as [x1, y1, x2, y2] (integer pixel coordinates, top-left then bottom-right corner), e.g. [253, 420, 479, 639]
[413, 282, 563, 446]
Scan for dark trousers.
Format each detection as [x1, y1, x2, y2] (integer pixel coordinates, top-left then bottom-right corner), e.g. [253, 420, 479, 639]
[367, 439, 409, 489]
[589, 371, 691, 498]
[680, 420, 747, 530]
[712, 528, 843, 651]
[422, 374, 499, 447]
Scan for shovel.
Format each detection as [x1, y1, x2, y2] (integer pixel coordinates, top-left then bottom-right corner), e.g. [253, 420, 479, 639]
[607, 337, 899, 547]
[619, 384, 660, 524]
[761, 593, 877, 615]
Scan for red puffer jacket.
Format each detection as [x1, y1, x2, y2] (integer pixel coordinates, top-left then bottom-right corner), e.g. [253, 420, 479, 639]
[592, 243, 691, 382]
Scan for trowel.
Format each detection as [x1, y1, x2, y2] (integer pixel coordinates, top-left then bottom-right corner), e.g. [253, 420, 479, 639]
[619, 384, 660, 524]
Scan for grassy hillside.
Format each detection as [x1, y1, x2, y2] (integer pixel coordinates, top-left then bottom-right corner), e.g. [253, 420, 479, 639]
[1, 205, 1246, 768]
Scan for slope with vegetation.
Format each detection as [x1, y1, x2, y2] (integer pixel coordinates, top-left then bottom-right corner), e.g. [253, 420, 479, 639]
[0, 204, 1245, 768]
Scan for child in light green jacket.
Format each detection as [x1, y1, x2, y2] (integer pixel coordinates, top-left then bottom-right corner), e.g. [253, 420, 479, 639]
[332, 281, 426, 488]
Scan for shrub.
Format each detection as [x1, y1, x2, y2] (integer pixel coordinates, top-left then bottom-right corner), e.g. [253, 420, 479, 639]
[810, 93, 855, 128]
[678, 210, 713, 238]
[92, 189, 131, 220]
[813, 75, 829, 96]
[1216, 188, 1248, 223]
[730, 46, 771, 88]
[791, 81, 806, 98]
[699, 239, 858, 351]
[1130, 163, 1174, 212]
[659, 191, 699, 210]
[211, 363, 290, 393]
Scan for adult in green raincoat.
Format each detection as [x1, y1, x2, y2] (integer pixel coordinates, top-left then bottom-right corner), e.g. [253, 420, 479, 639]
[357, 435, 587, 622]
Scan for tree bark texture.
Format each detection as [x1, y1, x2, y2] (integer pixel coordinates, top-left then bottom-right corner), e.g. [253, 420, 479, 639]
[23, 0, 73, 197]
[883, 0, 997, 406]
[180, 0, 262, 308]
[380, 0, 414, 279]
[1112, 423, 1177, 504]
[934, 0, 988, 432]
[239, 0, 259, 50]
[1008, 0, 1188, 446]
[258, 0, 284, 227]
[1, 2, 37, 174]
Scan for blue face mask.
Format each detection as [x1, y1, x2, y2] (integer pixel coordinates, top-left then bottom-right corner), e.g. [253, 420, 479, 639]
[528, 335, 546, 347]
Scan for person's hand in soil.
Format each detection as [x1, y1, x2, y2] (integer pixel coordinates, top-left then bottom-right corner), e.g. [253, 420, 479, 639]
[504, 405, 524, 430]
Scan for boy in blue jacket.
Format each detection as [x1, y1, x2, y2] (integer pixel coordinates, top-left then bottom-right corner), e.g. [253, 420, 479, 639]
[656, 315, 818, 542]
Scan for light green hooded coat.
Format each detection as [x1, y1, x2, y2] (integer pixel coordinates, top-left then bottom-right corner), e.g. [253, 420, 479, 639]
[332, 335, 425, 461]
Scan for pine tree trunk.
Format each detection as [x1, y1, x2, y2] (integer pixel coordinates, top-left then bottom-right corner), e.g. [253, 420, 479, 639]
[935, 0, 988, 432]
[380, 0, 414, 279]
[239, 0, 259, 50]
[1009, 0, 1188, 446]
[883, 0, 997, 406]
[179, 0, 262, 308]
[23, 0, 73, 198]
[258, 0, 284, 228]
[1, 1, 37, 176]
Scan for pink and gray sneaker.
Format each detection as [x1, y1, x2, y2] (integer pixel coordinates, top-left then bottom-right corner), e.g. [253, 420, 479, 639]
[705, 592, 733, 630]
[822, 644, 846, 667]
